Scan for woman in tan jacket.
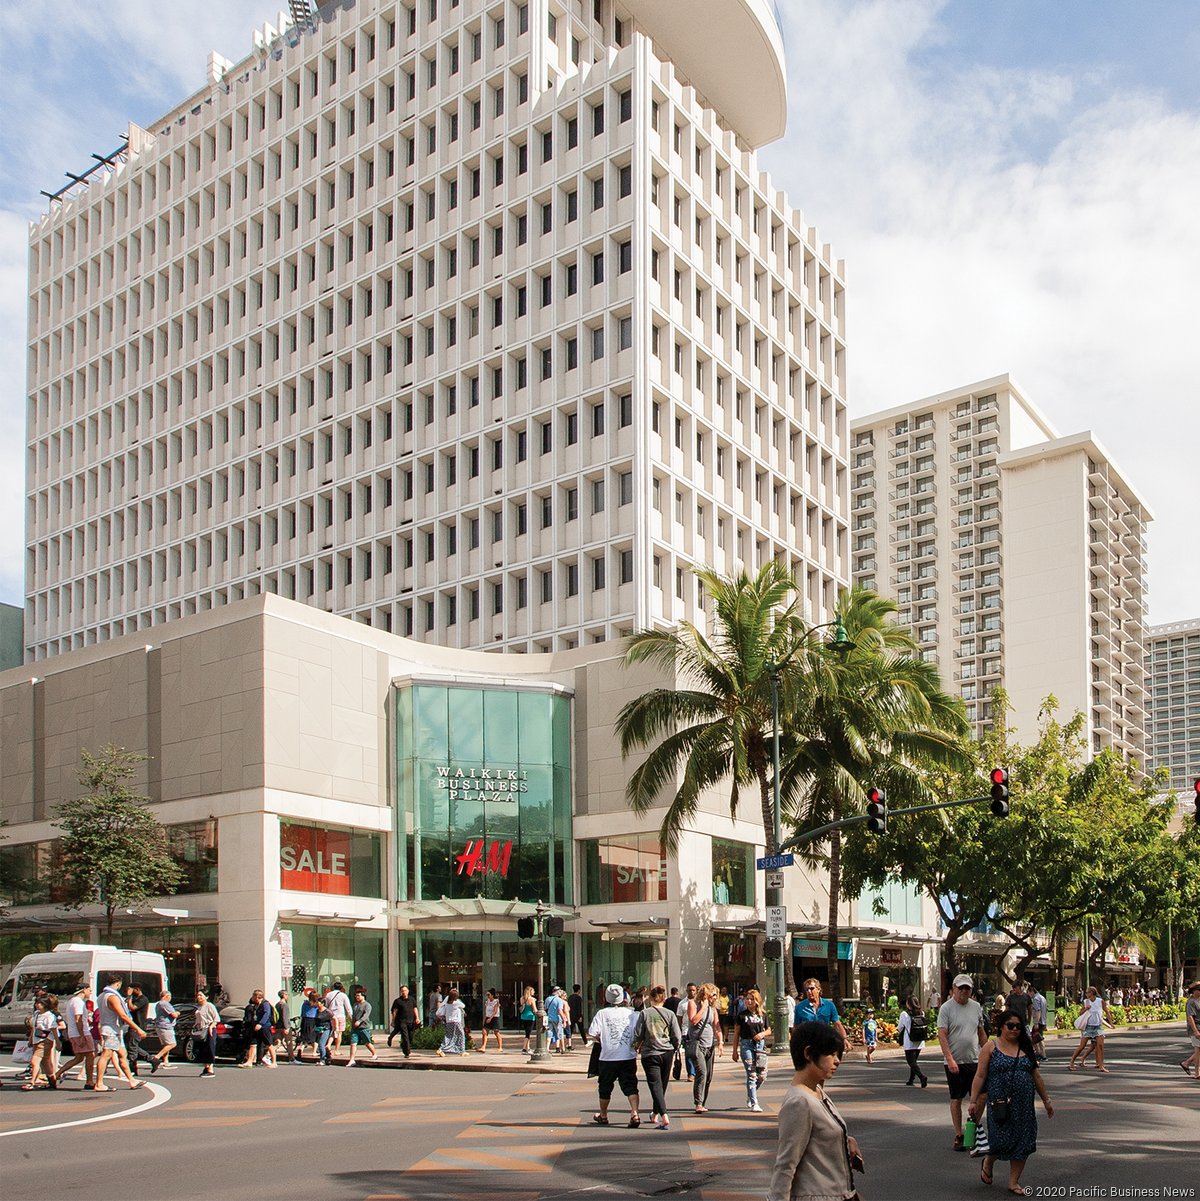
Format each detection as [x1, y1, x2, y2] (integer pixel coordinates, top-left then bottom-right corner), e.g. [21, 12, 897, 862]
[767, 1021, 864, 1201]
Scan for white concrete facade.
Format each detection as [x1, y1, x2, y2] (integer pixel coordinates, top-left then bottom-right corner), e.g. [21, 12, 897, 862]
[25, 0, 847, 663]
[1146, 617, 1200, 797]
[850, 375, 1150, 760]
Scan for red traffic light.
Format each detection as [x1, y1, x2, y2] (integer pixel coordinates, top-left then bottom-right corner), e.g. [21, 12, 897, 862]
[991, 768, 1009, 786]
[867, 786, 885, 804]
[1193, 777, 1200, 795]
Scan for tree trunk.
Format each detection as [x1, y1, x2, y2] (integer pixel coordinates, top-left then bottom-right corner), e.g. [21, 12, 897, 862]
[825, 827, 843, 1007]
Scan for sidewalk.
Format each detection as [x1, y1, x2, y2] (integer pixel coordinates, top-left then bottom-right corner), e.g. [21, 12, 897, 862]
[320, 1018, 1185, 1075]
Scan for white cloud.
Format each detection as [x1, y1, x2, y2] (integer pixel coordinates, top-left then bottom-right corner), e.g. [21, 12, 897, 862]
[762, 0, 1200, 623]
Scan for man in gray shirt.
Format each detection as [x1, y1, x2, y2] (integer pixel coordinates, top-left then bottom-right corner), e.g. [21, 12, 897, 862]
[936, 973, 988, 1152]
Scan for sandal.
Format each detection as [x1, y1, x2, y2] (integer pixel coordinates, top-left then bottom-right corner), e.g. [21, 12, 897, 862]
[981, 1165, 993, 1186]
[1007, 1189, 1026, 1196]
[627, 1116, 641, 1128]
[592, 1113, 609, 1126]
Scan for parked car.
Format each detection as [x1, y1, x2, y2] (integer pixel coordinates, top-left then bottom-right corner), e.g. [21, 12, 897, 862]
[147, 1002, 248, 1062]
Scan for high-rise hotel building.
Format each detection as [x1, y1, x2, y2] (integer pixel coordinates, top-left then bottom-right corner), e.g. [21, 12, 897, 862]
[24, 0, 848, 663]
[850, 375, 1150, 760]
[1146, 617, 1200, 796]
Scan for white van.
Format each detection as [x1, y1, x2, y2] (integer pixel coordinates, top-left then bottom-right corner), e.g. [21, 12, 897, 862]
[0, 943, 169, 1044]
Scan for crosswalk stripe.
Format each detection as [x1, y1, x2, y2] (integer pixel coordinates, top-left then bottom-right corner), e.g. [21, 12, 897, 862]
[407, 1143, 564, 1173]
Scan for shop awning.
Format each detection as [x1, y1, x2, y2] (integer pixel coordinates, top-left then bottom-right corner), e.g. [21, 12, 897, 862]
[386, 897, 578, 931]
[955, 939, 1009, 957]
[587, 917, 669, 941]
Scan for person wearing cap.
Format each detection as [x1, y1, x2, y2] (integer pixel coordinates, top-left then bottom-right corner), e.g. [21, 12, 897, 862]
[936, 973, 988, 1151]
[588, 983, 642, 1127]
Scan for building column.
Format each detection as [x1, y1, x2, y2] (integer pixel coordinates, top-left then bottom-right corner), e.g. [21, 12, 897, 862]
[217, 807, 281, 1002]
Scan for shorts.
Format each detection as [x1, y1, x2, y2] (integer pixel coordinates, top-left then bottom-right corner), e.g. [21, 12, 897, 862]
[483, 1017, 500, 1031]
[332, 1015, 346, 1032]
[1083, 1025, 1102, 1041]
[156, 1029, 177, 1049]
[100, 1030, 124, 1052]
[596, 1058, 639, 1100]
[350, 1029, 372, 1045]
[944, 1062, 976, 1099]
[70, 1033, 96, 1055]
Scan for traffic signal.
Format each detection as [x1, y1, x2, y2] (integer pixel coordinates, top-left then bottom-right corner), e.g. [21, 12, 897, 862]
[516, 916, 535, 939]
[1193, 777, 1200, 826]
[544, 916, 565, 938]
[866, 787, 887, 834]
[990, 768, 1010, 817]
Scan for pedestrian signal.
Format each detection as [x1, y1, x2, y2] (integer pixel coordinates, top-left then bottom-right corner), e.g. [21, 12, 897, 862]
[517, 917, 535, 938]
[990, 768, 1010, 817]
[1193, 777, 1200, 826]
[866, 787, 887, 834]
[544, 916, 565, 938]
[763, 938, 783, 960]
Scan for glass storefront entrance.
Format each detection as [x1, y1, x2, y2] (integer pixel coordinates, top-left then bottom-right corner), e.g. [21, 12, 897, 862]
[581, 933, 663, 1015]
[281, 924, 385, 1026]
[404, 930, 567, 1027]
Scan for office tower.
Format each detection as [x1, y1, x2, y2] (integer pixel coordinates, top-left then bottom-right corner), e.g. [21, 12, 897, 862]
[1146, 617, 1200, 794]
[850, 374, 1150, 759]
[25, 0, 848, 661]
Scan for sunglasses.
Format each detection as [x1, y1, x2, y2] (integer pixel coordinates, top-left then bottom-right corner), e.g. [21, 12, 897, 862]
[1003, 1022, 1021, 1030]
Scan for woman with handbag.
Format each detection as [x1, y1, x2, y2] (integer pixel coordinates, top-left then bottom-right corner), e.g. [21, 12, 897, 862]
[191, 990, 220, 1077]
[767, 1021, 863, 1201]
[635, 985, 682, 1129]
[688, 982, 723, 1113]
[967, 1008, 1053, 1195]
[1068, 985, 1115, 1072]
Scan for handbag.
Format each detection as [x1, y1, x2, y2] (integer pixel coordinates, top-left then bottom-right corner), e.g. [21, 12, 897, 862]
[1073, 1012, 1088, 1031]
[12, 1040, 33, 1065]
[672, 1050, 682, 1080]
[586, 1040, 602, 1078]
[991, 1097, 1011, 1124]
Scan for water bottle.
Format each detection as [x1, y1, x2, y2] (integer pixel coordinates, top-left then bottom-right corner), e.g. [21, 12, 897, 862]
[963, 1117, 977, 1150]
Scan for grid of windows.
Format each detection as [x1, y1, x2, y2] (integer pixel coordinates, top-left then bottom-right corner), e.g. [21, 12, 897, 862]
[25, 0, 848, 657]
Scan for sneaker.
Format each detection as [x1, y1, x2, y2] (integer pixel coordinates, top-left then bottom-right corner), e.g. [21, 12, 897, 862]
[346, 1061, 356, 1067]
[150, 1059, 161, 1074]
[750, 1104, 764, 1113]
[954, 1135, 965, 1152]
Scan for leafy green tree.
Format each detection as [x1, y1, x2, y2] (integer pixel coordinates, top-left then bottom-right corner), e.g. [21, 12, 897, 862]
[787, 587, 970, 1003]
[616, 561, 810, 855]
[616, 562, 813, 996]
[55, 744, 183, 940]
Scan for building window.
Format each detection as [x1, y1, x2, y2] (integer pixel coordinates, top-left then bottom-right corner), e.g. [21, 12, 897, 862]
[711, 837, 753, 905]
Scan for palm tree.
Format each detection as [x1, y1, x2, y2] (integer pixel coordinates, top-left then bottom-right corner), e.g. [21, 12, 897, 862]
[616, 561, 810, 856]
[787, 587, 971, 1005]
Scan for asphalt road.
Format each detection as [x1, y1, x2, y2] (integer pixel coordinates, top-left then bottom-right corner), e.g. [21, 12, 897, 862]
[1, 1025, 1195, 1201]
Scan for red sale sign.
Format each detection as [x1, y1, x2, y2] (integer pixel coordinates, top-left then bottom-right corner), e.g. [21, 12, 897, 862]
[280, 824, 352, 895]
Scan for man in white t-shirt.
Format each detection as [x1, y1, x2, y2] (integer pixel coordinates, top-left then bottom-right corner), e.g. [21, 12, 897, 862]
[55, 986, 96, 1087]
[587, 983, 642, 1126]
[324, 982, 353, 1057]
[936, 973, 987, 1152]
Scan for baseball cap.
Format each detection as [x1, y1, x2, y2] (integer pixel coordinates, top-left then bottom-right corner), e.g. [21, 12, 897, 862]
[605, 983, 625, 1004]
[952, 974, 973, 989]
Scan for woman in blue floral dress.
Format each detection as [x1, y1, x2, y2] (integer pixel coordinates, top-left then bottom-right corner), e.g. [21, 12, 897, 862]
[967, 1009, 1054, 1195]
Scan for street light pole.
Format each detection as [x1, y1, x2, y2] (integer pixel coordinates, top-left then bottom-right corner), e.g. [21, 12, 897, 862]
[528, 899, 549, 1063]
[770, 667, 790, 1055]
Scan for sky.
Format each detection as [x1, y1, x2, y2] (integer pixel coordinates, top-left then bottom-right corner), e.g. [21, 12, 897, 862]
[0, 0, 1197, 624]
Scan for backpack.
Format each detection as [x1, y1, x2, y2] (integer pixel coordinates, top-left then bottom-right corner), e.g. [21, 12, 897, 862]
[270, 1003, 282, 1028]
[908, 1011, 928, 1042]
